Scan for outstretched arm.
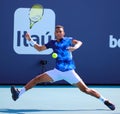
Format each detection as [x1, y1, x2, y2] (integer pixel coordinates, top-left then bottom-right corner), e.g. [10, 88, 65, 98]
[25, 33, 47, 51]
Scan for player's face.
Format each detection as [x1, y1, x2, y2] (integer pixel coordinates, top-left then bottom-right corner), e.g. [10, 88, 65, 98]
[55, 28, 65, 40]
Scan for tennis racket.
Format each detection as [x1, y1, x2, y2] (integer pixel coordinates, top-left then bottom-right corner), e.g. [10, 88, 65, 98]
[29, 4, 44, 29]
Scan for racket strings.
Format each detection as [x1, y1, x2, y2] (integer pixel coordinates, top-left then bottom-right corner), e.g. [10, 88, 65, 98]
[29, 4, 44, 29]
[30, 15, 41, 21]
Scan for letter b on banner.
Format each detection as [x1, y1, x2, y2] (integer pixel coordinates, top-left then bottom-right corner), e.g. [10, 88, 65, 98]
[109, 35, 120, 48]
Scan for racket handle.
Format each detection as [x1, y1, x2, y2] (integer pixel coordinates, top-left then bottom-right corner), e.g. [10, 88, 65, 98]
[30, 22, 34, 29]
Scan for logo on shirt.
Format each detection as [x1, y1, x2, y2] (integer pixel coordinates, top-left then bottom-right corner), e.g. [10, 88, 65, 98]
[13, 8, 55, 54]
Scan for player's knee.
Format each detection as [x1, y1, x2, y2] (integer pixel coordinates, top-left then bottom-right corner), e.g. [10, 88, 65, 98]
[84, 88, 96, 95]
[81, 88, 91, 94]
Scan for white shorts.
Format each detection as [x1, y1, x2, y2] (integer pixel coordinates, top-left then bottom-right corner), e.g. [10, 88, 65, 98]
[45, 68, 82, 84]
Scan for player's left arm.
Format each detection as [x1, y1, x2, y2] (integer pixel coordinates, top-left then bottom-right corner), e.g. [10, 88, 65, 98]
[68, 39, 83, 52]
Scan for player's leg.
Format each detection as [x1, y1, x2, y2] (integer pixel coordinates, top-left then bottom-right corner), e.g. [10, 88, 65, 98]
[24, 73, 53, 91]
[76, 80, 101, 98]
[63, 70, 115, 110]
[10, 68, 62, 101]
[75, 79, 115, 110]
[64, 70, 101, 98]
[10, 73, 53, 101]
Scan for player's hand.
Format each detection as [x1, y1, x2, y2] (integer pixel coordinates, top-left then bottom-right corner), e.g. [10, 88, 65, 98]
[25, 33, 31, 41]
[67, 47, 76, 52]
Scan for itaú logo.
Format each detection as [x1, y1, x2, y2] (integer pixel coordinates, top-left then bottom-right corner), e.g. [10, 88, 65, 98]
[109, 35, 120, 48]
[13, 8, 55, 54]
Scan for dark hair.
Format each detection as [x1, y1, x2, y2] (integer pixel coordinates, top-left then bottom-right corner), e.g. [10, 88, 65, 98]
[55, 25, 64, 29]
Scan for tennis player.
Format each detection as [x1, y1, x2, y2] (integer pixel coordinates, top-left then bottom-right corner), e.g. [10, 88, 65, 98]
[11, 25, 115, 110]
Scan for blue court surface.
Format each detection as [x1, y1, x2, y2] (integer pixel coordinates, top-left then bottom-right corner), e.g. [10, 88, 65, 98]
[0, 85, 119, 114]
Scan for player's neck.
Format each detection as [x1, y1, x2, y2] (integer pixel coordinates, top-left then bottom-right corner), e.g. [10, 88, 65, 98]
[56, 37, 64, 42]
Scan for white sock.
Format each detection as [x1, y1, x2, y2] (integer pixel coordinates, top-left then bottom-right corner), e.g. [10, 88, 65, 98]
[19, 87, 26, 97]
[99, 96, 107, 103]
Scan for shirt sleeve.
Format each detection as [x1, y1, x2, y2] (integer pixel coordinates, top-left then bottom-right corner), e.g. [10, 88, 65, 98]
[44, 40, 53, 49]
[69, 37, 73, 46]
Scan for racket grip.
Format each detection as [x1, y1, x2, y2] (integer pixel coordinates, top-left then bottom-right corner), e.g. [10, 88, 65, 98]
[30, 24, 33, 29]
[30, 22, 34, 29]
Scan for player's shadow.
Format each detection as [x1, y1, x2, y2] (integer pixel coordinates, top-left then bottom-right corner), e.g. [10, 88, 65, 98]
[0, 108, 110, 114]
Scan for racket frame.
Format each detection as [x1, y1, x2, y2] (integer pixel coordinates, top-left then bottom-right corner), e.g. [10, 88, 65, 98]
[29, 4, 44, 29]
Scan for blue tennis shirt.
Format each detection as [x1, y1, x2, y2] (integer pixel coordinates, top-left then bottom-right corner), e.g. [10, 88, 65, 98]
[45, 37, 76, 72]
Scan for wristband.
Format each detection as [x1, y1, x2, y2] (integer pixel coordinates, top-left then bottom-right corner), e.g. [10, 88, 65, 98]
[29, 39, 36, 46]
[74, 43, 80, 49]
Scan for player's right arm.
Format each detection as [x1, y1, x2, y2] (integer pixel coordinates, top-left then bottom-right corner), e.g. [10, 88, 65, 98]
[25, 33, 47, 51]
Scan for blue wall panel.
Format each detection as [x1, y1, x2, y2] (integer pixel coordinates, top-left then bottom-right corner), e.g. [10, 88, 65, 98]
[0, 0, 120, 84]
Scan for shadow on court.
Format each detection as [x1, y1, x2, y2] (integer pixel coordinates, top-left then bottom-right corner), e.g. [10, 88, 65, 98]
[0, 108, 110, 114]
